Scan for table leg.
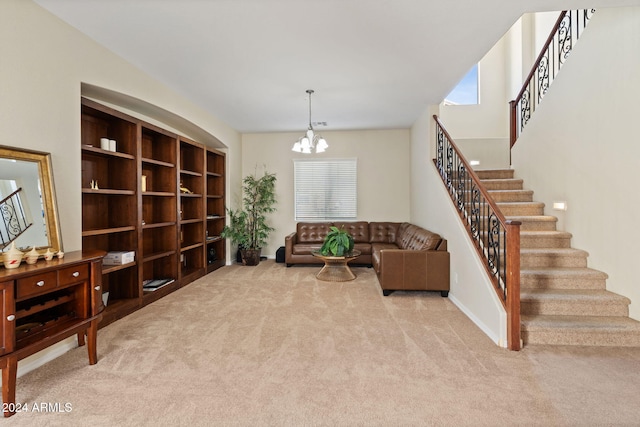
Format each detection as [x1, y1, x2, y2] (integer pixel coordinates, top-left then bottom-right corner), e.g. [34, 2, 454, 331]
[87, 321, 98, 365]
[316, 260, 357, 282]
[2, 357, 17, 417]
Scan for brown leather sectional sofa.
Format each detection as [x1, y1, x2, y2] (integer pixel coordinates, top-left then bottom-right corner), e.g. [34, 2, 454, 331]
[285, 221, 450, 296]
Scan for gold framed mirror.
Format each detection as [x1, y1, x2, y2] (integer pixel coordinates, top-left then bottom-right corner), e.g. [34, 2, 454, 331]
[0, 145, 62, 252]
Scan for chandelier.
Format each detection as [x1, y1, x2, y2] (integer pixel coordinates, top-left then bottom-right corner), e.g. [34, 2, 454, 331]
[292, 89, 328, 154]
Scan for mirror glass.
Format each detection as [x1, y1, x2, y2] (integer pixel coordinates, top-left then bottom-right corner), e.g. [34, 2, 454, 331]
[0, 146, 62, 252]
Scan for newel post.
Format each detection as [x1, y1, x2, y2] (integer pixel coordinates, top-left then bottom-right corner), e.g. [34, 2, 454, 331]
[505, 220, 521, 350]
[509, 100, 517, 149]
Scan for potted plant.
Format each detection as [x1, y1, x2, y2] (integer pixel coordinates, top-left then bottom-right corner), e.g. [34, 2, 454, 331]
[320, 226, 355, 257]
[221, 169, 277, 265]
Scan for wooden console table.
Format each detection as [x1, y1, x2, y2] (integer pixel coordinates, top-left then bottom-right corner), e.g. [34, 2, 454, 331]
[0, 250, 105, 417]
[312, 250, 361, 282]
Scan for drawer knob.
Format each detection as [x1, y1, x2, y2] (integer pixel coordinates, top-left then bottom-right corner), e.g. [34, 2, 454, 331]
[94, 286, 101, 291]
[72, 271, 80, 277]
[36, 280, 45, 287]
[7, 315, 15, 322]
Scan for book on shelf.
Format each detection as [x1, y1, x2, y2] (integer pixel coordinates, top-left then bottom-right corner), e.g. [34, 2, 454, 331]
[142, 278, 175, 291]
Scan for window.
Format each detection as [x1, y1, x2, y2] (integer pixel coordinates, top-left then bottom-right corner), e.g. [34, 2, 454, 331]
[444, 64, 479, 105]
[294, 158, 357, 221]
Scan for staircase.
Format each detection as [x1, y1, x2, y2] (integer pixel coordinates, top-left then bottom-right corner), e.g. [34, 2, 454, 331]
[477, 169, 640, 347]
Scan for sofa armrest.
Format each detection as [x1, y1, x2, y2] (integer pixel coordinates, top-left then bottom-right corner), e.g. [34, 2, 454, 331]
[285, 232, 297, 264]
[378, 249, 450, 292]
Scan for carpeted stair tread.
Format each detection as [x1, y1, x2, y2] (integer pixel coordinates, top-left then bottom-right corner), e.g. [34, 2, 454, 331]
[520, 230, 572, 248]
[479, 178, 524, 190]
[521, 315, 640, 346]
[487, 189, 534, 202]
[521, 267, 608, 290]
[521, 248, 589, 268]
[521, 267, 608, 279]
[475, 169, 514, 179]
[521, 289, 630, 317]
[522, 314, 640, 330]
[521, 288, 630, 303]
[496, 201, 545, 216]
[521, 230, 572, 238]
[506, 215, 558, 231]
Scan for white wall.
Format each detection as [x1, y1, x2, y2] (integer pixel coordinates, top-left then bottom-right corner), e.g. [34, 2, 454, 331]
[439, 33, 510, 140]
[241, 129, 411, 258]
[438, 21, 513, 170]
[437, 11, 564, 171]
[0, 0, 241, 377]
[0, 0, 241, 253]
[512, 6, 640, 320]
[411, 107, 506, 346]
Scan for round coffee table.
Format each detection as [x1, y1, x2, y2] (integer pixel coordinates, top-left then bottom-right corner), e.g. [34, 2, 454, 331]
[312, 250, 361, 282]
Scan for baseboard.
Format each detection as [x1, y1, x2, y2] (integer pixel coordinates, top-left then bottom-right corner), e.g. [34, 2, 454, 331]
[0, 336, 78, 387]
[448, 293, 505, 348]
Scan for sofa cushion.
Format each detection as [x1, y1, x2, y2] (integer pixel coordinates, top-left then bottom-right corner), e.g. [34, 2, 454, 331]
[333, 221, 370, 243]
[371, 242, 398, 272]
[369, 222, 401, 243]
[292, 243, 322, 255]
[296, 222, 333, 243]
[397, 223, 441, 251]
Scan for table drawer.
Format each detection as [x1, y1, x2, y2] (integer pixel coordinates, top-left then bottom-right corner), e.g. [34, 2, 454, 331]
[58, 264, 89, 287]
[16, 271, 58, 299]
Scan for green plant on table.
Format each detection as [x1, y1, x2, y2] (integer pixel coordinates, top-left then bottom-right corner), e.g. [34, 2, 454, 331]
[320, 226, 355, 257]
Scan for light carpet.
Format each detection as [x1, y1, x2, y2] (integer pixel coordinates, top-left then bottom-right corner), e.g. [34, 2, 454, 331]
[9, 261, 640, 426]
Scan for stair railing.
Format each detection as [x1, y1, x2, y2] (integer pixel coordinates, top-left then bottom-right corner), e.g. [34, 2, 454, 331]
[433, 116, 521, 350]
[1, 187, 32, 250]
[510, 9, 595, 147]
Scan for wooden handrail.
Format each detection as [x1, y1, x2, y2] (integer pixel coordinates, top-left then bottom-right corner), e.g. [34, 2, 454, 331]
[510, 9, 595, 147]
[0, 187, 32, 249]
[0, 187, 23, 206]
[433, 115, 521, 350]
[513, 12, 568, 105]
[434, 116, 512, 227]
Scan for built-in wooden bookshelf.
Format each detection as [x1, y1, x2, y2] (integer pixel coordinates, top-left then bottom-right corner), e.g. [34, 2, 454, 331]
[80, 98, 225, 326]
[206, 147, 226, 272]
[179, 138, 206, 284]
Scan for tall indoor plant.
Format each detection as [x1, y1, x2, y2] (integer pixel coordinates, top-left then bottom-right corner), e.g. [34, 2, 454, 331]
[221, 169, 277, 265]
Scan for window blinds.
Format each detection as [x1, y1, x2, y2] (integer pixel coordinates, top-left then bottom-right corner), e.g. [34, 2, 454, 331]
[294, 158, 357, 221]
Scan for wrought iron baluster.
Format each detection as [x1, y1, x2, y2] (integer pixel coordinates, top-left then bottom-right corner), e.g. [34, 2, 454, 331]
[510, 9, 595, 146]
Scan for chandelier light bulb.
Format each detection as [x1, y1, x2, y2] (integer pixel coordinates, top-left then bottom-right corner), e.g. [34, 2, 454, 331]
[292, 89, 328, 154]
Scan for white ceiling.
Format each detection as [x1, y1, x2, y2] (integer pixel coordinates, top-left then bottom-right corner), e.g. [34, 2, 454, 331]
[34, 0, 640, 133]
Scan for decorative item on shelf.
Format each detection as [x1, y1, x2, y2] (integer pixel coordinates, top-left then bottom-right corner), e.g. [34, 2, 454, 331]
[179, 182, 192, 194]
[90, 180, 99, 190]
[142, 278, 175, 292]
[208, 247, 217, 264]
[44, 248, 55, 261]
[141, 175, 147, 192]
[2, 242, 24, 269]
[103, 251, 135, 265]
[100, 137, 110, 150]
[102, 292, 109, 307]
[25, 247, 40, 265]
[57, 250, 65, 259]
[109, 139, 116, 152]
[320, 226, 355, 257]
[220, 167, 277, 266]
[292, 89, 329, 154]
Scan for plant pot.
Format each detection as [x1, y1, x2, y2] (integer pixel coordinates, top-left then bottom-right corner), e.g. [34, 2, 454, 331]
[240, 248, 261, 266]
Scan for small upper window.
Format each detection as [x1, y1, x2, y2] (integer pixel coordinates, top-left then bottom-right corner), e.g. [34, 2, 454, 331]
[444, 64, 479, 105]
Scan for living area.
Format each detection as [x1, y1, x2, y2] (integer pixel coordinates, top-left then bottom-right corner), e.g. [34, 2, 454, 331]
[3, 0, 640, 423]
